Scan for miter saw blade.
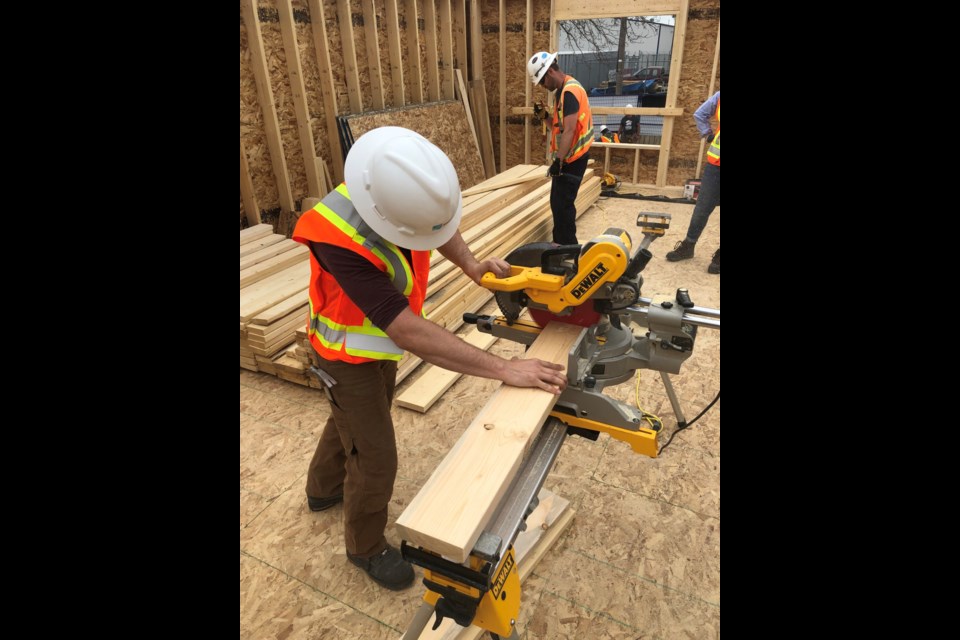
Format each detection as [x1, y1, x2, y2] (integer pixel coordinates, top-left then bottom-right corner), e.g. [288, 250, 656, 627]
[494, 242, 556, 322]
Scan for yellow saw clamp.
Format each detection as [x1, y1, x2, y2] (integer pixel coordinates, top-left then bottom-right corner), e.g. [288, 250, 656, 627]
[400, 212, 720, 640]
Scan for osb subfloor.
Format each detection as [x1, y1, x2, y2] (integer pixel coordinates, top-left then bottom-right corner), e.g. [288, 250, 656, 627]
[240, 191, 720, 639]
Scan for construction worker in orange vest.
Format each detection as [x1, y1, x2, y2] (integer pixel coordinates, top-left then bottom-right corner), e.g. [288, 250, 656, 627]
[292, 127, 567, 591]
[527, 51, 592, 245]
[599, 126, 619, 143]
[666, 91, 720, 274]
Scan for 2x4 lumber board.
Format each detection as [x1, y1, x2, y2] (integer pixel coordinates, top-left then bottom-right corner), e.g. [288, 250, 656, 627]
[336, 0, 363, 113]
[469, 80, 497, 178]
[499, 0, 506, 172]
[553, 0, 680, 20]
[245, 309, 309, 348]
[240, 233, 284, 258]
[251, 287, 309, 326]
[408, 492, 573, 640]
[277, 0, 324, 197]
[395, 322, 584, 562]
[404, 0, 424, 103]
[455, 69, 482, 162]
[461, 169, 546, 197]
[361, 0, 385, 110]
[384, 0, 406, 106]
[239, 261, 311, 322]
[240, 0, 295, 213]
[396, 329, 498, 412]
[423, 0, 440, 102]
[307, 0, 345, 184]
[240, 137, 261, 225]
[240, 224, 273, 245]
[591, 141, 660, 151]
[459, 167, 546, 230]
[657, 0, 688, 187]
[512, 106, 682, 117]
[239, 244, 309, 288]
[438, 1, 454, 100]
[453, 1, 467, 85]
[697, 20, 720, 180]
[240, 237, 298, 269]
[468, 0, 482, 81]
[524, 0, 532, 165]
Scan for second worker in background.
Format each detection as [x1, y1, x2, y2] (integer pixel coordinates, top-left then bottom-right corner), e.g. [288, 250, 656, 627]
[527, 51, 593, 246]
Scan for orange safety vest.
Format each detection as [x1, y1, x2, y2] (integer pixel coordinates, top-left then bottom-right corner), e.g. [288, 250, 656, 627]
[292, 183, 431, 364]
[706, 99, 720, 166]
[551, 76, 593, 163]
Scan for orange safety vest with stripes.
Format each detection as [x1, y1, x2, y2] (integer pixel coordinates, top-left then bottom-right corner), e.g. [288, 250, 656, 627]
[707, 99, 720, 166]
[551, 76, 593, 163]
[292, 183, 431, 364]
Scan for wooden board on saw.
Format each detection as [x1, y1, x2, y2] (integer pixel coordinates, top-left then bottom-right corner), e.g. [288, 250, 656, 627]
[395, 328, 498, 413]
[404, 489, 574, 640]
[342, 101, 485, 190]
[395, 322, 583, 562]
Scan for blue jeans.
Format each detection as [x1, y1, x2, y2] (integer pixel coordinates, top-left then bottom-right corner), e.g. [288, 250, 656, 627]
[686, 162, 720, 244]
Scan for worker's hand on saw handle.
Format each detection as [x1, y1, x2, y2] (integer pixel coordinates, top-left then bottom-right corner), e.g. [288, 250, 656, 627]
[468, 257, 511, 284]
[501, 357, 566, 394]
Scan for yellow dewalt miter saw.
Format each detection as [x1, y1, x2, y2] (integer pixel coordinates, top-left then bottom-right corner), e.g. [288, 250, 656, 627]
[400, 213, 720, 640]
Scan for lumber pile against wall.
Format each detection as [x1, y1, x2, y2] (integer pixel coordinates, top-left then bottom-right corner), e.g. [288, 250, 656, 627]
[239, 224, 310, 372]
[240, 164, 602, 389]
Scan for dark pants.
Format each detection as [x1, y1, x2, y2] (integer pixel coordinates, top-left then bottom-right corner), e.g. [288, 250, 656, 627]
[686, 162, 720, 244]
[550, 172, 584, 245]
[306, 357, 398, 558]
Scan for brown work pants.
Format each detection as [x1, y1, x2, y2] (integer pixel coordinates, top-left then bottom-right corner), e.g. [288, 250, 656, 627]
[306, 357, 399, 558]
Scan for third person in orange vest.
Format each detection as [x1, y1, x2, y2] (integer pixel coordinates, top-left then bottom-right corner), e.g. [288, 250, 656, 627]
[527, 51, 592, 245]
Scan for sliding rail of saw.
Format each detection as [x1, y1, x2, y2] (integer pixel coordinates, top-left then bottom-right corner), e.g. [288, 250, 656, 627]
[400, 214, 720, 640]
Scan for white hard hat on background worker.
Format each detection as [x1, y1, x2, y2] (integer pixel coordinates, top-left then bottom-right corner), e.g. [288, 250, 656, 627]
[344, 126, 463, 251]
[527, 51, 558, 84]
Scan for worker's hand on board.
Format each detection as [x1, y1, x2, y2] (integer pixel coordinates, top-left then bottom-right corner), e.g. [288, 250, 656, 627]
[501, 357, 566, 394]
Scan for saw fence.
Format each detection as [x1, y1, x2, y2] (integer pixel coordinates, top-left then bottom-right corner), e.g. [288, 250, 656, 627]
[238, 163, 602, 389]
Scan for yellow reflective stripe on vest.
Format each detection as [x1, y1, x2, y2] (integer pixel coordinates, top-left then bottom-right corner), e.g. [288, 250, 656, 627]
[556, 79, 593, 161]
[317, 186, 414, 296]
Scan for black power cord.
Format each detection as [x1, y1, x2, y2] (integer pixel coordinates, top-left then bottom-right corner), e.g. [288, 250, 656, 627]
[658, 389, 720, 454]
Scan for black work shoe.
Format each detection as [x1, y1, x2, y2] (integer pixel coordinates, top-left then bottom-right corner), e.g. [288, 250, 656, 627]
[707, 248, 720, 274]
[307, 494, 343, 512]
[347, 545, 415, 591]
[666, 240, 695, 262]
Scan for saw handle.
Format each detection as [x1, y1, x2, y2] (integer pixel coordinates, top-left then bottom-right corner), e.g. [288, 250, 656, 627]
[539, 245, 581, 276]
[623, 248, 653, 279]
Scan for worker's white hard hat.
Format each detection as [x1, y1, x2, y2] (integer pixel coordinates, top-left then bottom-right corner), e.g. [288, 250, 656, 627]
[527, 51, 557, 85]
[344, 126, 462, 251]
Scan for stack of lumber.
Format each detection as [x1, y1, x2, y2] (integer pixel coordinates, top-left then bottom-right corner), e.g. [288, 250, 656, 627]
[240, 164, 602, 389]
[239, 224, 310, 372]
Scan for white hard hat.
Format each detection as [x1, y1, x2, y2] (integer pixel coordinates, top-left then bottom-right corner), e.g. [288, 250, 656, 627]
[527, 51, 557, 85]
[344, 127, 462, 251]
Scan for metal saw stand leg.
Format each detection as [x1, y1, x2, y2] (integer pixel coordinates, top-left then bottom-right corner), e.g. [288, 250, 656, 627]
[659, 371, 687, 426]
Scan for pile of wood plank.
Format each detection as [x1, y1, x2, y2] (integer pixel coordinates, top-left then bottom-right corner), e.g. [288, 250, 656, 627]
[239, 224, 309, 372]
[239, 164, 602, 391]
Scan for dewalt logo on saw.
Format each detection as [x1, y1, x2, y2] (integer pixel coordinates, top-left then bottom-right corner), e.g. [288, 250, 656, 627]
[490, 552, 515, 600]
[570, 263, 609, 300]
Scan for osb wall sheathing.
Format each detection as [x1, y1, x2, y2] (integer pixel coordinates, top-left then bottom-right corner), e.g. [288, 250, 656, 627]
[345, 101, 486, 189]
